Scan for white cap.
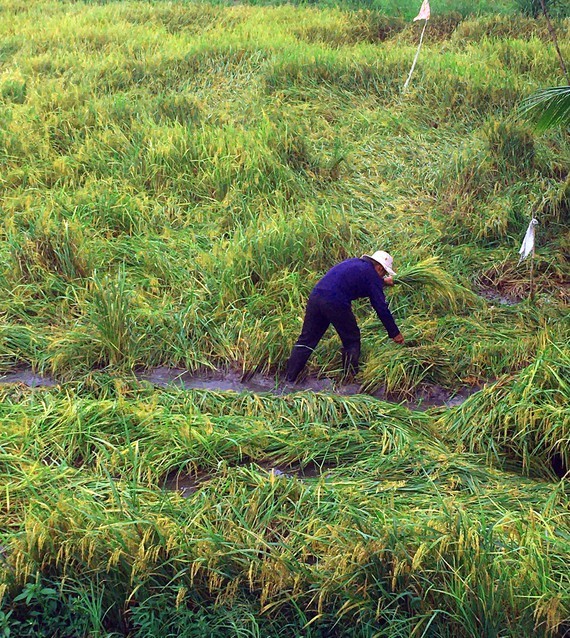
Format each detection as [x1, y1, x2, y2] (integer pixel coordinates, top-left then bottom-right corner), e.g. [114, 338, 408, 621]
[362, 250, 397, 276]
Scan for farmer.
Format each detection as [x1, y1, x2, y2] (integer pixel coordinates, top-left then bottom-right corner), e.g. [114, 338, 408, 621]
[285, 251, 405, 383]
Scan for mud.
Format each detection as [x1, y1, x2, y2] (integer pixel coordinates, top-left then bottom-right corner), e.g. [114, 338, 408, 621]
[477, 285, 521, 306]
[0, 366, 479, 411]
[162, 472, 205, 497]
[162, 460, 331, 497]
[139, 367, 478, 411]
[138, 367, 277, 394]
[0, 369, 58, 387]
[163, 451, 566, 500]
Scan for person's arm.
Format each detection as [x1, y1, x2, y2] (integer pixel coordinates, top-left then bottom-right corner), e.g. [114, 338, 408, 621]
[368, 275, 404, 343]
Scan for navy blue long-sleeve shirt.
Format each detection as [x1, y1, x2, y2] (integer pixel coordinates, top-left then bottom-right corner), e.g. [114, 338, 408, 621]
[312, 258, 400, 338]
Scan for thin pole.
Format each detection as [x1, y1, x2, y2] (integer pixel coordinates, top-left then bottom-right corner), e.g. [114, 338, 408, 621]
[530, 247, 536, 302]
[403, 20, 428, 93]
[539, 0, 569, 84]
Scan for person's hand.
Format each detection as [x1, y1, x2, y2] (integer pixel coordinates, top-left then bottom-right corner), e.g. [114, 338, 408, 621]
[393, 333, 405, 345]
[383, 276, 395, 286]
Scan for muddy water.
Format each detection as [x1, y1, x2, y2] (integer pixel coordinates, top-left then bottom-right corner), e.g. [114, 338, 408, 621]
[0, 366, 478, 411]
[0, 370, 58, 387]
[138, 368, 278, 394]
[163, 450, 568, 499]
[477, 286, 521, 306]
[162, 460, 330, 498]
[139, 367, 478, 411]
[3, 367, 562, 495]
[162, 472, 204, 497]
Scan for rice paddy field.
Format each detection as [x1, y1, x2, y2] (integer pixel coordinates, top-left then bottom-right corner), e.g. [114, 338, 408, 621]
[0, 0, 569, 635]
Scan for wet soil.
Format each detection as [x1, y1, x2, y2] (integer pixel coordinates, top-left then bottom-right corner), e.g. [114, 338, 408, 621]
[138, 367, 478, 411]
[476, 285, 521, 306]
[0, 366, 479, 411]
[3, 368, 563, 494]
[162, 460, 331, 498]
[0, 369, 59, 387]
[162, 472, 205, 497]
[162, 452, 567, 499]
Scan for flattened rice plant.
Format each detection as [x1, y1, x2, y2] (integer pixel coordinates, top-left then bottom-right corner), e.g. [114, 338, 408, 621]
[438, 337, 570, 475]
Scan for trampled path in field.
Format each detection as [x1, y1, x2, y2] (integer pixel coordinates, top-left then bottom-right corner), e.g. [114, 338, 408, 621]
[0, 366, 479, 411]
[4, 366, 566, 485]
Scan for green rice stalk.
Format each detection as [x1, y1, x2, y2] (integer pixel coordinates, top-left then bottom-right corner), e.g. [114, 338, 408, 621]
[394, 257, 481, 311]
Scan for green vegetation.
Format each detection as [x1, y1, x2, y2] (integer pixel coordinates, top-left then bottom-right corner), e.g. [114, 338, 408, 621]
[1, 382, 569, 636]
[0, 0, 568, 635]
[521, 85, 570, 131]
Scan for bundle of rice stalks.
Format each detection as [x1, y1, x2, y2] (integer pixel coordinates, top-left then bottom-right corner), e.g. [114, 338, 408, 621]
[394, 257, 480, 311]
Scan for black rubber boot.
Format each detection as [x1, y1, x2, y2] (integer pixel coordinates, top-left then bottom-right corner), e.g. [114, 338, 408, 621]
[285, 345, 313, 382]
[341, 345, 360, 380]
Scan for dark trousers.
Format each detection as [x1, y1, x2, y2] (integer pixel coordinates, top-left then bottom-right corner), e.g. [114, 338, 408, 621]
[285, 293, 360, 382]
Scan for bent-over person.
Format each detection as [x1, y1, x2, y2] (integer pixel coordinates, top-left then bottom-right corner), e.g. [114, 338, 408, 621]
[285, 250, 404, 382]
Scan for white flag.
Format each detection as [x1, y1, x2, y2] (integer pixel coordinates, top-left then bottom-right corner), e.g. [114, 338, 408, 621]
[518, 218, 538, 263]
[413, 0, 431, 21]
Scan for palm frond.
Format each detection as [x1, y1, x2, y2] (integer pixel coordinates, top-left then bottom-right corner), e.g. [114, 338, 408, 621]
[519, 85, 570, 132]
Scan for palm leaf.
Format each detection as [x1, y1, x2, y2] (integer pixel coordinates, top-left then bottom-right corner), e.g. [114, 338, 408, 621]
[519, 85, 570, 132]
